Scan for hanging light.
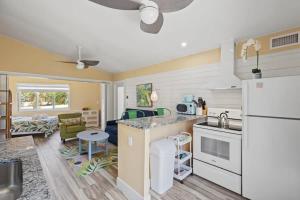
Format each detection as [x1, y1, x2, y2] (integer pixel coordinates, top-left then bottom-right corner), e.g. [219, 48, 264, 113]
[150, 90, 158, 102]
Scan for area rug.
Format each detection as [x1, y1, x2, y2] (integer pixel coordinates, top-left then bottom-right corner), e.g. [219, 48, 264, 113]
[59, 141, 118, 177]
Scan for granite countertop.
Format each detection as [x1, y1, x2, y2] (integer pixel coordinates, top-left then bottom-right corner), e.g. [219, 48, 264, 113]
[118, 114, 206, 129]
[0, 136, 51, 200]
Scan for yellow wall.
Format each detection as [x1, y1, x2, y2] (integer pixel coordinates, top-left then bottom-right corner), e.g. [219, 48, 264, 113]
[9, 76, 101, 117]
[0, 35, 112, 81]
[1, 26, 299, 82]
[113, 48, 221, 81]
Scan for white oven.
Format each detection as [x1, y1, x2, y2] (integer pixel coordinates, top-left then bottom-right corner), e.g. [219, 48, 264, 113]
[193, 127, 241, 174]
[192, 108, 242, 194]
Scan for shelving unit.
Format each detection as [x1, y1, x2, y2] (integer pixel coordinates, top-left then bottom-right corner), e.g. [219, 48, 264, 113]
[0, 90, 12, 139]
[168, 132, 193, 183]
[0, 74, 12, 140]
[82, 110, 99, 127]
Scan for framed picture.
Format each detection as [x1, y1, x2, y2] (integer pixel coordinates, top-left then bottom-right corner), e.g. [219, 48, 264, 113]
[136, 83, 152, 107]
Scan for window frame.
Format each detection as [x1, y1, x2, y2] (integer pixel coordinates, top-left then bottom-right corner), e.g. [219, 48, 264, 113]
[17, 84, 70, 112]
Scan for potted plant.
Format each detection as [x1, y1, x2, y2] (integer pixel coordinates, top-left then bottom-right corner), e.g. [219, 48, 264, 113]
[241, 38, 262, 79]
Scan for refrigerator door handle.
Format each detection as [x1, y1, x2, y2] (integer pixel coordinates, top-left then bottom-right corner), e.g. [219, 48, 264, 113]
[242, 81, 248, 116]
[243, 117, 248, 148]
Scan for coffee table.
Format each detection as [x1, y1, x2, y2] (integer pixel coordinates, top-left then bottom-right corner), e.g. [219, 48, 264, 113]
[77, 130, 109, 161]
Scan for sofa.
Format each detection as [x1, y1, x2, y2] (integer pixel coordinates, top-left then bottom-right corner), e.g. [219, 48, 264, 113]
[58, 113, 86, 143]
[105, 108, 158, 145]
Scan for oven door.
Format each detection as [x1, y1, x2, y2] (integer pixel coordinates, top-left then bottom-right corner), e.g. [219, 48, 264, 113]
[193, 127, 241, 174]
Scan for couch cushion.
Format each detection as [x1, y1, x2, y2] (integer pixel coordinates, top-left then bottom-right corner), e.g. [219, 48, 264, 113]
[61, 117, 81, 126]
[105, 125, 118, 136]
[128, 110, 138, 119]
[126, 108, 157, 118]
[66, 125, 85, 133]
[108, 134, 118, 145]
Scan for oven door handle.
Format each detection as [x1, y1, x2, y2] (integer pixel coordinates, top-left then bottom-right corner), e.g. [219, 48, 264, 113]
[199, 131, 241, 141]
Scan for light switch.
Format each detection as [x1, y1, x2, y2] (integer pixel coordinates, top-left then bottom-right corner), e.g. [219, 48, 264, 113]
[128, 136, 133, 146]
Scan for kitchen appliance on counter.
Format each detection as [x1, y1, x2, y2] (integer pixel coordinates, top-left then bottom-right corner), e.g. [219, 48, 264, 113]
[176, 95, 196, 115]
[242, 76, 300, 200]
[193, 108, 242, 194]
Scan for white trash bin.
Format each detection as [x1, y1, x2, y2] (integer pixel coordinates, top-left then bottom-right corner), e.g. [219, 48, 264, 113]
[150, 139, 176, 194]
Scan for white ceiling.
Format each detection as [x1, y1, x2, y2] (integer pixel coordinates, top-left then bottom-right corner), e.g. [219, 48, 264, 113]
[0, 0, 300, 73]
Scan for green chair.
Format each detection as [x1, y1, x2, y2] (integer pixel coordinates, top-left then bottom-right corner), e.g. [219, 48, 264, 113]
[155, 107, 172, 116]
[58, 113, 86, 143]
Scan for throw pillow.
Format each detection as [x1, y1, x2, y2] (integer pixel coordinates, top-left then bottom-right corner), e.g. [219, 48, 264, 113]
[61, 117, 81, 126]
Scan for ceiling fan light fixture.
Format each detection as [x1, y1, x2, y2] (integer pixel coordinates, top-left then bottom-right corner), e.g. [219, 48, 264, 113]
[76, 61, 85, 70]
[140, 1, 159, 24]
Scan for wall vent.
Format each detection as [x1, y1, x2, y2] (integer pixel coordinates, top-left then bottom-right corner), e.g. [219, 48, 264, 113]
[270, 32, 299, 49]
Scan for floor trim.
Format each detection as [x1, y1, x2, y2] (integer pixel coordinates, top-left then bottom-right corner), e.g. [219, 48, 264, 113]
[117, 177, 150, 200]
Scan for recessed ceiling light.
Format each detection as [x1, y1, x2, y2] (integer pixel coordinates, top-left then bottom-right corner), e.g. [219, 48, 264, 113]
[181, 42, 187, 47]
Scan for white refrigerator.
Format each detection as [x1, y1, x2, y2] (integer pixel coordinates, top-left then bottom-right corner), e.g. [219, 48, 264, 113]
[242, 76, 300, 200]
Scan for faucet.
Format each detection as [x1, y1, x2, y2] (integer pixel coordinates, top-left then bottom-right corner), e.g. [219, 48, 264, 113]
[218, 111, 229, 129]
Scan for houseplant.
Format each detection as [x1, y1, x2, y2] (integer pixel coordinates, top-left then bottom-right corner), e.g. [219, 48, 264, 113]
[241, 38, 262, 79]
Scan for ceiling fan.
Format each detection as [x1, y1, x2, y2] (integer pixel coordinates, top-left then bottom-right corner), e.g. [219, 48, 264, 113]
[89, 0, 194, 34]
[58, 46, 100, 70]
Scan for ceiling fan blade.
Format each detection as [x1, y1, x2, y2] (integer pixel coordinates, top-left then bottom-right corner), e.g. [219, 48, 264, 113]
[57, 61, 77, 64]
[153, 0, 193, 13]
[80, 60, 100, 66]
[140, 12, 164, 34]
[88, 0, 141, 10]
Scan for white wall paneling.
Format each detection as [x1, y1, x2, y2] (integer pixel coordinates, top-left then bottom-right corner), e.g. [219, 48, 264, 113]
[236, 48, 300, 79]
[113, 48, 300, 118]
[115, 63, 242, 115]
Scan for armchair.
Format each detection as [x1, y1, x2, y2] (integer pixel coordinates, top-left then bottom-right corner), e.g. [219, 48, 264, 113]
[58, 113, 86, 143]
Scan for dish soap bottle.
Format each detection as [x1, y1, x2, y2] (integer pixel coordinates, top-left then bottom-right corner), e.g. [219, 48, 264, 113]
[202, 101, 208, 116]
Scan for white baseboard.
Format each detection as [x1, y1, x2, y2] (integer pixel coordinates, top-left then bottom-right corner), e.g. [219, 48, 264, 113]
[117, 177, 151, 200]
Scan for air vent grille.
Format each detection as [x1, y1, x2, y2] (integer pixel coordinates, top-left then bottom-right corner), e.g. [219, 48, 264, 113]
[271, 32, 299, 49]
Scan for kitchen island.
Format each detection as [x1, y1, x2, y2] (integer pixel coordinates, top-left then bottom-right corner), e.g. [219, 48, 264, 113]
[0, 136, 51, 200]
[117, 114, 205, 200]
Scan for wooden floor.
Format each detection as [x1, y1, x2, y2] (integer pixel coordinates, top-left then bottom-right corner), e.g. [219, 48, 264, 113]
[0, 131, 6, 141]
[34, 132, 245, 200]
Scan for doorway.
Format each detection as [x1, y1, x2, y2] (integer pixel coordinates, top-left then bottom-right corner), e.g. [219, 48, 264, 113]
[117, 86, 125, 119]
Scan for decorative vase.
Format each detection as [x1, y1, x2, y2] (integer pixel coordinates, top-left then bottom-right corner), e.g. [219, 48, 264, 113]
[252, 72, 262, 79]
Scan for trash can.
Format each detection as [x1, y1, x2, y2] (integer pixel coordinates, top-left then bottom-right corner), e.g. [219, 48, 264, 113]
[150, 139, 176, 194]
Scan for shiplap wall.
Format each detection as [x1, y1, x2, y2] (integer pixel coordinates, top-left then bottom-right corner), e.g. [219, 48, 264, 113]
[114, 48, 300, 118]
[115, 63, 242, 115]
[236, 48, 300, 79]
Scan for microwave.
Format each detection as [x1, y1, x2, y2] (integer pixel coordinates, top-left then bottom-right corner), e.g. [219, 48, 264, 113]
[176, 103, 196, 115]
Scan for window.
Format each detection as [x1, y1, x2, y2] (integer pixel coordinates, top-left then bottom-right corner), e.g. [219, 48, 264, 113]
[17, 84, 70, 111]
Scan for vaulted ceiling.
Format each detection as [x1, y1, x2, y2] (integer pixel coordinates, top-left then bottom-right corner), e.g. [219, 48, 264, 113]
[1, 0, 300, 73]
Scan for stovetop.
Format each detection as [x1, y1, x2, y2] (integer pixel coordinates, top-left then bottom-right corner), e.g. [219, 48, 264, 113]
[198, 122, 242, 131]
[194, 121, 242, 135]
[193, 107, 242, 134]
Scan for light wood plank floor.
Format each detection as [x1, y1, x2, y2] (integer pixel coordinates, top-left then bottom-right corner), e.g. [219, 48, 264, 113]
[34, 132, 245, 200]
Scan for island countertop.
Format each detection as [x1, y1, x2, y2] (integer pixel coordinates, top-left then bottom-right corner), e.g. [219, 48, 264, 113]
[0, 136, 51, 200]
[117, 114, 206, 129]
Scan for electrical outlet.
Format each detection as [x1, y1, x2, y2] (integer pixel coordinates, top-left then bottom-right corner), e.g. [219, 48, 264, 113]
[128, 136, 133, 146]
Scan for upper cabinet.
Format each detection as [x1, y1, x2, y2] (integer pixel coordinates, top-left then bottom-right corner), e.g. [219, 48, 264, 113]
[213, 40, 241, 90]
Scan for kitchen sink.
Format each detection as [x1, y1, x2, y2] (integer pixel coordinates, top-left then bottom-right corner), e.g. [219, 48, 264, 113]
[0, 159, 23, 200]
